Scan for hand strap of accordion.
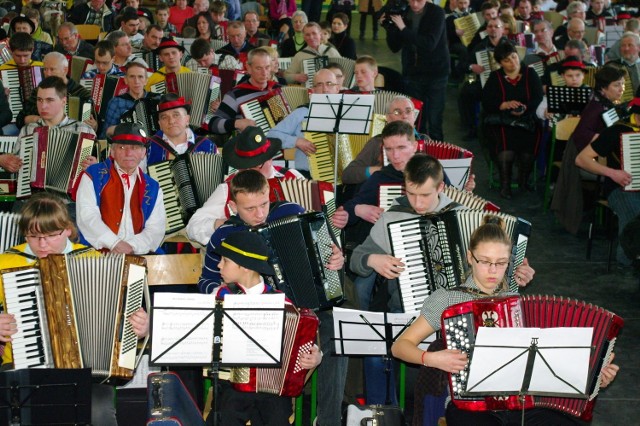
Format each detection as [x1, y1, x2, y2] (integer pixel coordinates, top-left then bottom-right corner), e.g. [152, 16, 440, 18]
[4, 248, 37, 261]
[149, 135, 181, 158]
[448, 286, 497, 298]
[387, 200, 462, 215]
[68, 247, 95, 256]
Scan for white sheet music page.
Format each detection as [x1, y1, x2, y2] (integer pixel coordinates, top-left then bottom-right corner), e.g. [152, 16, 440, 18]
[151, 292, 215, 365]
[466, 327, 592, 395]
[221, 293, 285, 365]
[332, 307, 435, 355]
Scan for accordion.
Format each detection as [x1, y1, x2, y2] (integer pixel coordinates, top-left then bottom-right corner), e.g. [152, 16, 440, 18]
[253, 211, 344, 310]
[121, 96, 162, 137]
[175, 72, 221, 130]
[147, 372, 203, 424]
[0, 252, 148, 384]
[441, 295, 624, 421]
[387, 209, 531, 313]
[132, 50, 162, 71]
[620, 132, 640, 191]
[240, 89, 291, 135]
[85, 74, 129, 116]
[230, 304, 318, 397]
[148, 153, 226, 235]
[1, 66, 43, 121]
[0, 211, 21, 253]
[280, 86, 310, 111]
[0, 136, 17, 200]
[31, 127, 96, 196]
[149, 72, 178, 95]
[302, 56, 329, 89]
[66, 96, 94, 122]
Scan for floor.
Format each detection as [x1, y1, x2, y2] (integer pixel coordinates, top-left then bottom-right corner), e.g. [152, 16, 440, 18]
[348, 15, 640, 426]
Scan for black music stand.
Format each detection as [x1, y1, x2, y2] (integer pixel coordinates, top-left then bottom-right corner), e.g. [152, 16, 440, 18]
[306, 94, 374, 189]
[462, 327, 594, 421]
[150, 292, 287, 426]
[332, 307, 434, 405]
[547, 86, 592, 115]
[0, 368, 92, 425]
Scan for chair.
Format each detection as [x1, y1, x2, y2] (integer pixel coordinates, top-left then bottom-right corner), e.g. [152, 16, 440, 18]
[283, 148, 296, 168]
[543, 11, 565, 30]
[75, 24, 101, 42]
[586, 199, 617, 272]
[543, 117, 580, 212]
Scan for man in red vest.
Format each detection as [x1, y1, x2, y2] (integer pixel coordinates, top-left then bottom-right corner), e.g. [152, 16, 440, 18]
[76, 122, 166, 254]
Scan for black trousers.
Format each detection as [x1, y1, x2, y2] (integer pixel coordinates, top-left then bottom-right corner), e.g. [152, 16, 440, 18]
[445, 402, 585, 426]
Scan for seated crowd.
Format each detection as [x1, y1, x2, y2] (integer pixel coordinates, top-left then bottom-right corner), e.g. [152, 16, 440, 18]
[0, 0, 633, 425]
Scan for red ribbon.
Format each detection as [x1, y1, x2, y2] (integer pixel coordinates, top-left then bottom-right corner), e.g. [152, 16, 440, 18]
[235, 140, 271, 157]
[158, 97, 191, 111]
[121, 173, 130, 189]
[562, 60, 586, 70]
[111, 134, 147, 144]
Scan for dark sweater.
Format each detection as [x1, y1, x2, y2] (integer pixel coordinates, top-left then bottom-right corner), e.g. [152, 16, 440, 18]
[386, 2, 449, 79]
[330, 31, 356, 60]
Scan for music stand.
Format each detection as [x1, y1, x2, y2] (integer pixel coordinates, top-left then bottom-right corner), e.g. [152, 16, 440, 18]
[547, 86, 593, 115]
[332, 307, 435, 405]
[150, 292, 287, 426]
[0, 368, 92, 425]
[306, 93, 374, 189]
[463, 327, 593, 415]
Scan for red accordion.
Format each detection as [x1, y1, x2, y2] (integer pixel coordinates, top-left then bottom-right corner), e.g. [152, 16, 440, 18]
[441, 295, 624, 421]
[230, 304, 318, 397]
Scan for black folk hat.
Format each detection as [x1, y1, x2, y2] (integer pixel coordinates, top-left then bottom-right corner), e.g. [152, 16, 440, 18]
[214, 231, 275, 275]
[222, 126, 282, 169]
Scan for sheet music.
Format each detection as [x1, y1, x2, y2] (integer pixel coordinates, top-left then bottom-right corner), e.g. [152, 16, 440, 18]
[221, 294, 286, 365]
[150, 292, 216, 365]
[466, 327, 593, 396]
[306, 94, 374, 135]
[332, 307, 436, 355]
[440, 158, 472, 190]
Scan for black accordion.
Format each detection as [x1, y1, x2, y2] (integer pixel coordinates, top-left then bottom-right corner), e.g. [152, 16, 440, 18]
[253, 211, 344, 310]
[121, 96, 162, 137]
[148, 153, 226, 235]
[387, 209, 531, 313]
[441, 295, 624, 421]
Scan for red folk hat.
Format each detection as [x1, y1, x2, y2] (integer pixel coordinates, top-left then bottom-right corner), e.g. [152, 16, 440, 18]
[157, 93, 191, 114]
[155, 37, 185, 54]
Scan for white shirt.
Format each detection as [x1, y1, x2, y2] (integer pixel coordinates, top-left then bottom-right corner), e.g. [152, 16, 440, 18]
[76, 161, 166, 254]
[185, 166, 304, 246]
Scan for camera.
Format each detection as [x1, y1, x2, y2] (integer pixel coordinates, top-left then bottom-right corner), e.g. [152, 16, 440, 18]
[379, 0, 409, 29]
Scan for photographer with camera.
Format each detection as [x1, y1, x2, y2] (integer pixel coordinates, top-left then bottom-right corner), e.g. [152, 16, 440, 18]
[385, 0, 449, 141]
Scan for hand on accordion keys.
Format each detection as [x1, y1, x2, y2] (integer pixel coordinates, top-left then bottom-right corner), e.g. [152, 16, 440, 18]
[426, 349, 468, 375]
[0, 154, 22, 173]
[0, 312, 17, 342]
[610, 169, 633, 188]
[513, 258, 535, 287]
[600, 353, 619, 389]
[355, 204, 385, 224]
[325, 243, 345, 271]
[464, 174, 476, 192]
[367, 253, 405, 279]
[295, 137, 317, 156]
[299, 344, 322, 370]
[81, 156, 98, 171]
[331, 206, 348, 229]
[128, 307, 150, 338]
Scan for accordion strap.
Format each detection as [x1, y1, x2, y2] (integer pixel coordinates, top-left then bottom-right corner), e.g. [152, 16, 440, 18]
[149, 134, 208, 160]
[387, 200, 462, 215]
[4, 248, 37, 261]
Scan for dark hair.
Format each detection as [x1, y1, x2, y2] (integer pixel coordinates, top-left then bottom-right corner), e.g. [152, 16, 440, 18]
[333, 12, 349, 26]
[210, 0, 227, 14]
[38, 76, 67, 99]
[146, 24, 163, 34]
[9, 31, 34, 52]
[381, 120, 415, 142]
[190, 37, 213, 59]
[492, 41, 517, 63]
[19, 192, 77, 240]
[94, 40, 115, 57]
[595, 64, 627, 92]
[194, 12, 216, 38]
[156, 2, 170, 12]
[106, 30, 127, 46]
[229, 169, 269, 201]
[403, 154, 444, 187]
[326, 62, 344, 73]
[481, 1, 499, 12]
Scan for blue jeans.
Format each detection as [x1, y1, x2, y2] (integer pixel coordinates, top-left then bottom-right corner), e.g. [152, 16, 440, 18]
[607, 188, 640, 265]
[354, 272, 377, 310]
[404, 75, 448, 141]
[316, 310, 348, 425]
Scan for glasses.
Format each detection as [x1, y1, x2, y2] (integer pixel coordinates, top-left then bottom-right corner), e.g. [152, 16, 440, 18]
[313, 82, 337, 88]
[391, 108, 416, 116]
[26, 230, 65, 242]
[470, 252, 509, 269]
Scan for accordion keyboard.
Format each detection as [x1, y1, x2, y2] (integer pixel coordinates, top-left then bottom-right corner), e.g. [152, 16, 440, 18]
[1, 268, 53, 369]
[148, 161, 186, 234]
[306, 132, 336, 183]
[240, 100, 273, 135]
[16, 135, 35, 198]
[388, 219, 433, 313]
